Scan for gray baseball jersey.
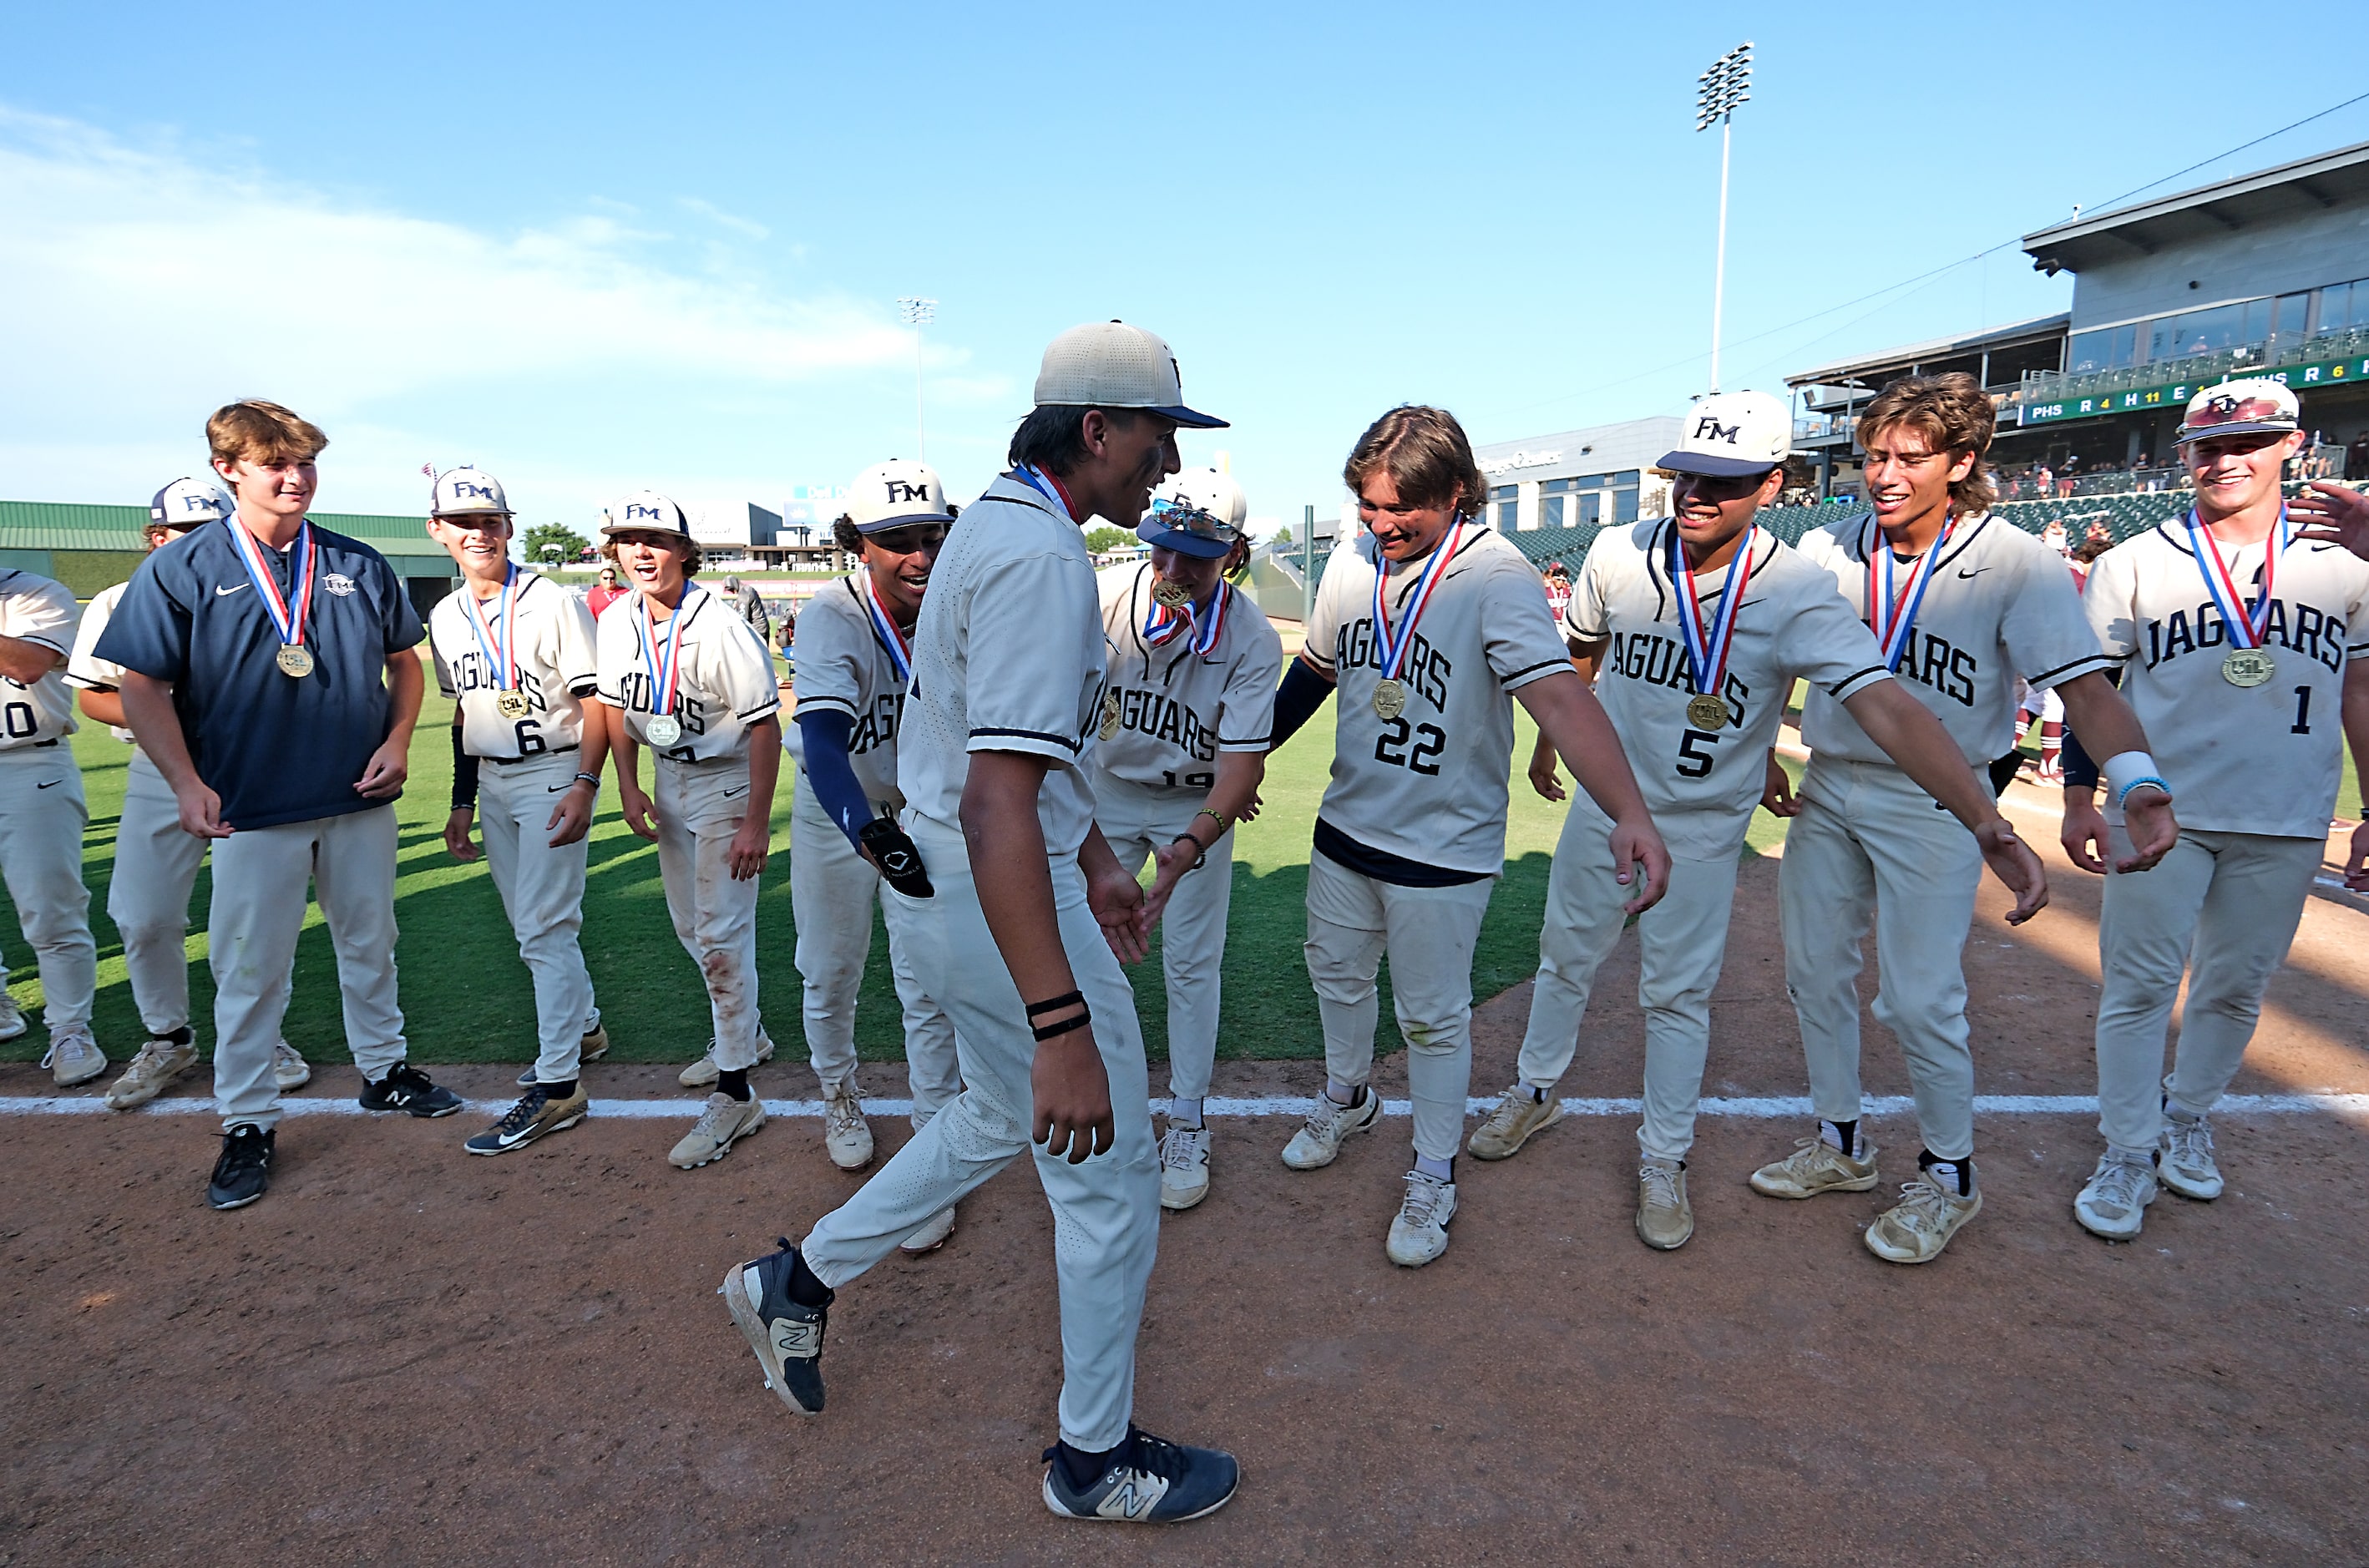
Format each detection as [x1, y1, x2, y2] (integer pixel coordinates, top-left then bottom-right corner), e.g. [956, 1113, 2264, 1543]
[1303, 525, 1570, 875]
[594, 584, 779, 762]
[65, 579, 138, 743]
[898, 473, 1106, 854]
[0, 572, 82, 750]
[428, 569, 599, 759]
[1091, 563, 1283, 791]
[1796, 512, 2113, 769]
[2083, 520, 2369, 837]
[1569, 521, 1892, 860]
[781, 570, 910, 807]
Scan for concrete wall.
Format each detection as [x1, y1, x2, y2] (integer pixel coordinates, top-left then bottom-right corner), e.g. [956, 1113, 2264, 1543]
[2070, 200, 2369, 328]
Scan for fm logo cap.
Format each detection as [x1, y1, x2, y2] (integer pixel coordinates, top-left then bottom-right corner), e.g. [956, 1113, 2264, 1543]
[1137, 468, 1248, 559]
[845, 459, 956, 534]
[1658, 389, 1792, 478]
[600, 489, 691, 538]
[2175, 377, 2301, 444]
[149, 477, 234, 528]
[431, 466, 514, 518]
[1034, 321, 1228, 429]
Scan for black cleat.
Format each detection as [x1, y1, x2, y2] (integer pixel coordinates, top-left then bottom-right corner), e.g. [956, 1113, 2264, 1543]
[1041, 1427, 1240, 1523]
[721, 1239, 829, 1416]
[358, 1063, 463, 1118]
[207, 1125, 276, 1210]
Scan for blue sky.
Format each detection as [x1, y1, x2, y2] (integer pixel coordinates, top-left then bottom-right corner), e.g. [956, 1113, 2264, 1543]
[6, 2, 2367, 537]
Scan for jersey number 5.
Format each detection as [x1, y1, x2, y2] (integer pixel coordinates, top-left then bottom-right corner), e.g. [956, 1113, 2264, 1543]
[1675, 727, 1719, 779]
[1374, 716, 1444, 776]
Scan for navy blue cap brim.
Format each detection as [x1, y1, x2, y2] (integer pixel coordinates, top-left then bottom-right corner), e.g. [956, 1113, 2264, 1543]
[1151, 404, 1229, 430]
[1136, 522, 1235, 559]
[1658, 450, 1783, 478]
[854, 509, 956, 534]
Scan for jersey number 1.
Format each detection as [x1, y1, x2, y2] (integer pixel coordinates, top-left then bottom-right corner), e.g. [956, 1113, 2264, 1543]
[2292, 685, 2311, 736]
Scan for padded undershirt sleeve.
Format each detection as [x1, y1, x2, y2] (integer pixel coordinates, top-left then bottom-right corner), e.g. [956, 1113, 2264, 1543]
[795, 707, 875, 849]
[1265, 657, 1334, 750]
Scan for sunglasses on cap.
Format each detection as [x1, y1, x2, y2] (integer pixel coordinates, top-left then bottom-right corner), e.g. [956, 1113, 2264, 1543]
[1147, 496, 1244, 544]
[2183, 394, 2294, 433]
[864, 523, 947, 556]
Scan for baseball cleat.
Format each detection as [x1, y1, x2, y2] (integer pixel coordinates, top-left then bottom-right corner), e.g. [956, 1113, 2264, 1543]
[207, 1125, 275, 1211]
[42, 1026, 108, 1089]
[358, 1063, 464, 1117]
[1863, 1175, 1982, 1264]
[2159, 1114, 2223, 1201]
[465, 1082, 590, 1156]
[1040, 1428, 1239, 1523]
[1384, 1171, 1457, 1267]
[272, 1039, 311, 1090]
[822, 1083, 874, 1171]
[106, 1034, 199, 1110]
[0, 988, 24, 1042]
[679, 1031, 775, 1089]
[1281, 1089, 1379, 1171]
[1467, 1085, 1563, 1161]
[898, 1206, 956, 1255]
[2074, 1153, 2158, 1240]
[1636, 1158, 1694, 1250]
[1749, 1133, 1881, 1199]
[671, 1092, 766, 1169]
[1159, 1124, 1212, 1211]
[517, 1021, 610, 1086]
[722, 1238, 828, 1415]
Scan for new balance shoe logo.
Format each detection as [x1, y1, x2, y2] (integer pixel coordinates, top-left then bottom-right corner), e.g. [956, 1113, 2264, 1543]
[770, 1318, 822, 1357]
[1097, 1474, 1169, 1520]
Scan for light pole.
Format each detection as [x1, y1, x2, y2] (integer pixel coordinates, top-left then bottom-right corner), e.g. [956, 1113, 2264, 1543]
[897, 296, 937, 459]
[1696, 40, 1752, 394]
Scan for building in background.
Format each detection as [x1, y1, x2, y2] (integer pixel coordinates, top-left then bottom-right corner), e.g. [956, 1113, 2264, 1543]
[0, 500, 458, 612]
[1471, 416, 1683, 534]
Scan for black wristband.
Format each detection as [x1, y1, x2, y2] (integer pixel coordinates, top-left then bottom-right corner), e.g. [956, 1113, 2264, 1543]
[1025, 990, 1086, 1019]
[1170, 831, 1208, 873]
[1031, 1010, 1093, 1043]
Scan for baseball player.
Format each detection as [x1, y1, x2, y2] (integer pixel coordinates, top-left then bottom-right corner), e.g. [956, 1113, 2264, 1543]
[2063, 380, 2369, 1239]
[725, 323, 1239, 1523]
[1760, 373, 2173, 1262]
[0, 557, 102, 1089]
[424, 467, 610, 1155]
[79, 482, 312, 1108]
[98, 400, 459, 1212]
[780, 458, 964, 1252]
[1263, 404, 1671, 1268]
[1091, 468, 1282, 1211]
[590, 492, 782, 1171]
[1475, 392, 2050, 1251]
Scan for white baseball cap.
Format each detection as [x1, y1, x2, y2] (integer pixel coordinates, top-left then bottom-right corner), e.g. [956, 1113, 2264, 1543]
[1033, 321, 1228, 428]
[2175, 377, 2301, 444]
[1137, 468, 1248, 559]
[600, 490, 691, 538]
[845, 459, 956, 534]
[149, 477, 233, 529]
[1658, 390, 1793, 478]
[431, 466, 514, 518]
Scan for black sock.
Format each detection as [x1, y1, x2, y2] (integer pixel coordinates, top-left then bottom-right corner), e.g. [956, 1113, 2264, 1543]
[544, 1078, 579, 1100]
[159, 1025, 195, 1046]
[1057, 1437, 1121, 1490]
[1824, 1118, 1859, 1157]
[785, 1247, 833, 1309]
[716, 1068, 751, 1102]
[1920, 1149, 1974, 1196]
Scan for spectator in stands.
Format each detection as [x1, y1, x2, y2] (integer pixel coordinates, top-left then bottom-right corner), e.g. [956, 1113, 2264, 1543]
[1541, 561, 1572, 622]
[586, 563, 626, 619]
[2039, 518, 2071, 558]
[2346, 431, 2369, 481]
[2082, 520, 2113, 552]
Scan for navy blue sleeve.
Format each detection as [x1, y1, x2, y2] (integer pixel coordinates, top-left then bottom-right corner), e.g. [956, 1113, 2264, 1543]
[1266, 657, 1334, 750]
[89, 554, 192, 682]
[379, 559, 426, 650]
[794, 708, 875, 849]
[2062, 665, 2115, 791]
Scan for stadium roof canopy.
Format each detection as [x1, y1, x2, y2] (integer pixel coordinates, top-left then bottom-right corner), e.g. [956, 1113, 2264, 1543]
[2022, 139, 2369, 276]
[0, 499, 446, 559]
[1784, 313, 2070, 392]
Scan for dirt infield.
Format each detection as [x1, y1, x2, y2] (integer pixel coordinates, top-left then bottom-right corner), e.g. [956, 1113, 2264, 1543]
[4, 825, 2367, 1565]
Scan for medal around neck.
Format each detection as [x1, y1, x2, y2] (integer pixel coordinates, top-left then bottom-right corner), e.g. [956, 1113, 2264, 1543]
[2185, 507, 2288, 690]
[2220, 648, 2275, 687]
[1099, 690, 1121, 740]
[495, 690, 531, 718]
[1670, 525, 1755, 734]
[276, 645, 315, 678]
[639, 590, 689, 751]
[1367, 518, 1464, 726]
[645, 714, 683, 747]
[226, 516, 320, 680]
[1152, 578, 1192, 609]
[1372, 679, 1407, 721]
[1686, 693, 1729, 730]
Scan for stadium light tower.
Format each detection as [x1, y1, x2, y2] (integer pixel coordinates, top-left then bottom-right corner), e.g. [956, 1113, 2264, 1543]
[1696, 40, 1752, 393]
[898, 296, 937, 459]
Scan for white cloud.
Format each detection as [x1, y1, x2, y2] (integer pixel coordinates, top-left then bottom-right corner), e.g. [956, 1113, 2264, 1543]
[676, 195, 770, 240]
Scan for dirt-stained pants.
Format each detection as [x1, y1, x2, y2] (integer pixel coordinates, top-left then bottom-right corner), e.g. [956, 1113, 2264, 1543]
[654, 755, 763, 1073]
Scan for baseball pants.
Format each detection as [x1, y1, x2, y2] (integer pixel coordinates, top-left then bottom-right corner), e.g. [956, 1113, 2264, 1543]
[210, 804, 405, 1132]
[1779, 756, 1982, 1162]
[108, 748, 208, 1035]
[478, 751, 600, 1084]
[0, 745, 94, 1034]
[1516, 792, 1742, 1161]
[1303, 847, 1496, 1164]
[1094, 776, 1234, 1103]
[653, 755, 764, 1075]
[788, 781, 959, 1113]
[2093, 826, 2321, 1156]
[800, 812, 1159, 1454]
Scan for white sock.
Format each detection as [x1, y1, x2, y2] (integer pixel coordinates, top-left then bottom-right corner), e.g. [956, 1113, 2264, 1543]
[1414, 1151, 1453, 1183]
[1169, 1095, 1204, 1129]
[1325, 1079, 1362, 1107]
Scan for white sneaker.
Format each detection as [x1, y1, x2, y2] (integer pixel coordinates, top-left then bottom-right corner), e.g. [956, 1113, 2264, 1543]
[106, 1036, 199, 1110]
[1863, 1173, 1982, 1264]
[271, 1039, 311, 1090]
[2160, 1114, 2223, 1200]
[668, 1092, 766, 1169]
[679, 1031, 776, 1089]
[1385, 1171, 1457, 1267]
[1159, 1124, 1212, 1211]
[1635, 1158, 1694, 1250]
[1749, 1132, 1881, 1199]
[898, 1206, 955, 1255]
[42, 1026, 107, 1089]
[1281, 1090, 1379, 1171]
[1466, 1085, 1563, 1161]
[822, 1082, 874, 1171]
[0, 989, 24, 1042]
[2074, 1153, 2158, 1240]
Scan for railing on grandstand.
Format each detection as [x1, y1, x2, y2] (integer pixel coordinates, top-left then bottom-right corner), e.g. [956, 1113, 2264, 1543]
[2007, 324, 2369, 411]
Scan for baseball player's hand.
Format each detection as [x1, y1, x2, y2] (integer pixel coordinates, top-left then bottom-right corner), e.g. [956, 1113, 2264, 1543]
[1087, 862, 1152, 964]
[2345, 820, 2369, 892]
[1235, 789, 1263, 823]
[1032, 1029, 1115, 1164]
[547, 782, 595, 848]
[1141, 837, 1199, 929]
[726, 815, 770, 881]
[1609, 815, 1670, 916]
[1528, 751, 1568, 802]
[2291, 482, 2369, 559]
[2116, 787, 2177, 873]
[620, 784, 660, 842]
[1975, 817, 2049, 924]
[354, 739, 409, 800]
[2060, 792, 2111, 874]
[443, 807, 480, 861]
[1761, 753, 1802, 817]
[174, 782, 232, 840]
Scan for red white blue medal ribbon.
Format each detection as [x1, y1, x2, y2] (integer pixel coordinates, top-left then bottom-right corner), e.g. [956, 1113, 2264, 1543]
[225, 516, 316, 653]
[1144, 579, 1231, 659]
[640, 589, 688, 719]
[1863, 511, 1956, 673]
[1669, 524, 1755, 699]
[1015, 464, 1076, 518]
[1371, 517, 1465, 683]
[462, 561, 519, 690]
[2184, 504, 2288, 649]
[861, 574, 912, 683]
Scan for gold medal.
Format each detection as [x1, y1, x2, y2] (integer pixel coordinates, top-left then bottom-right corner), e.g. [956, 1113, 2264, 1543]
[2221, 648, 2275, 687]
[1686, 693, 1729, 731]
[645, 714, 682, 747]
[495, 690, 530, 719]
[276, 645, 314, 678]
[1372, 678, 1406, 721]
[1099, 690, 1121, 740]
[1152, 579, 1192, 609]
